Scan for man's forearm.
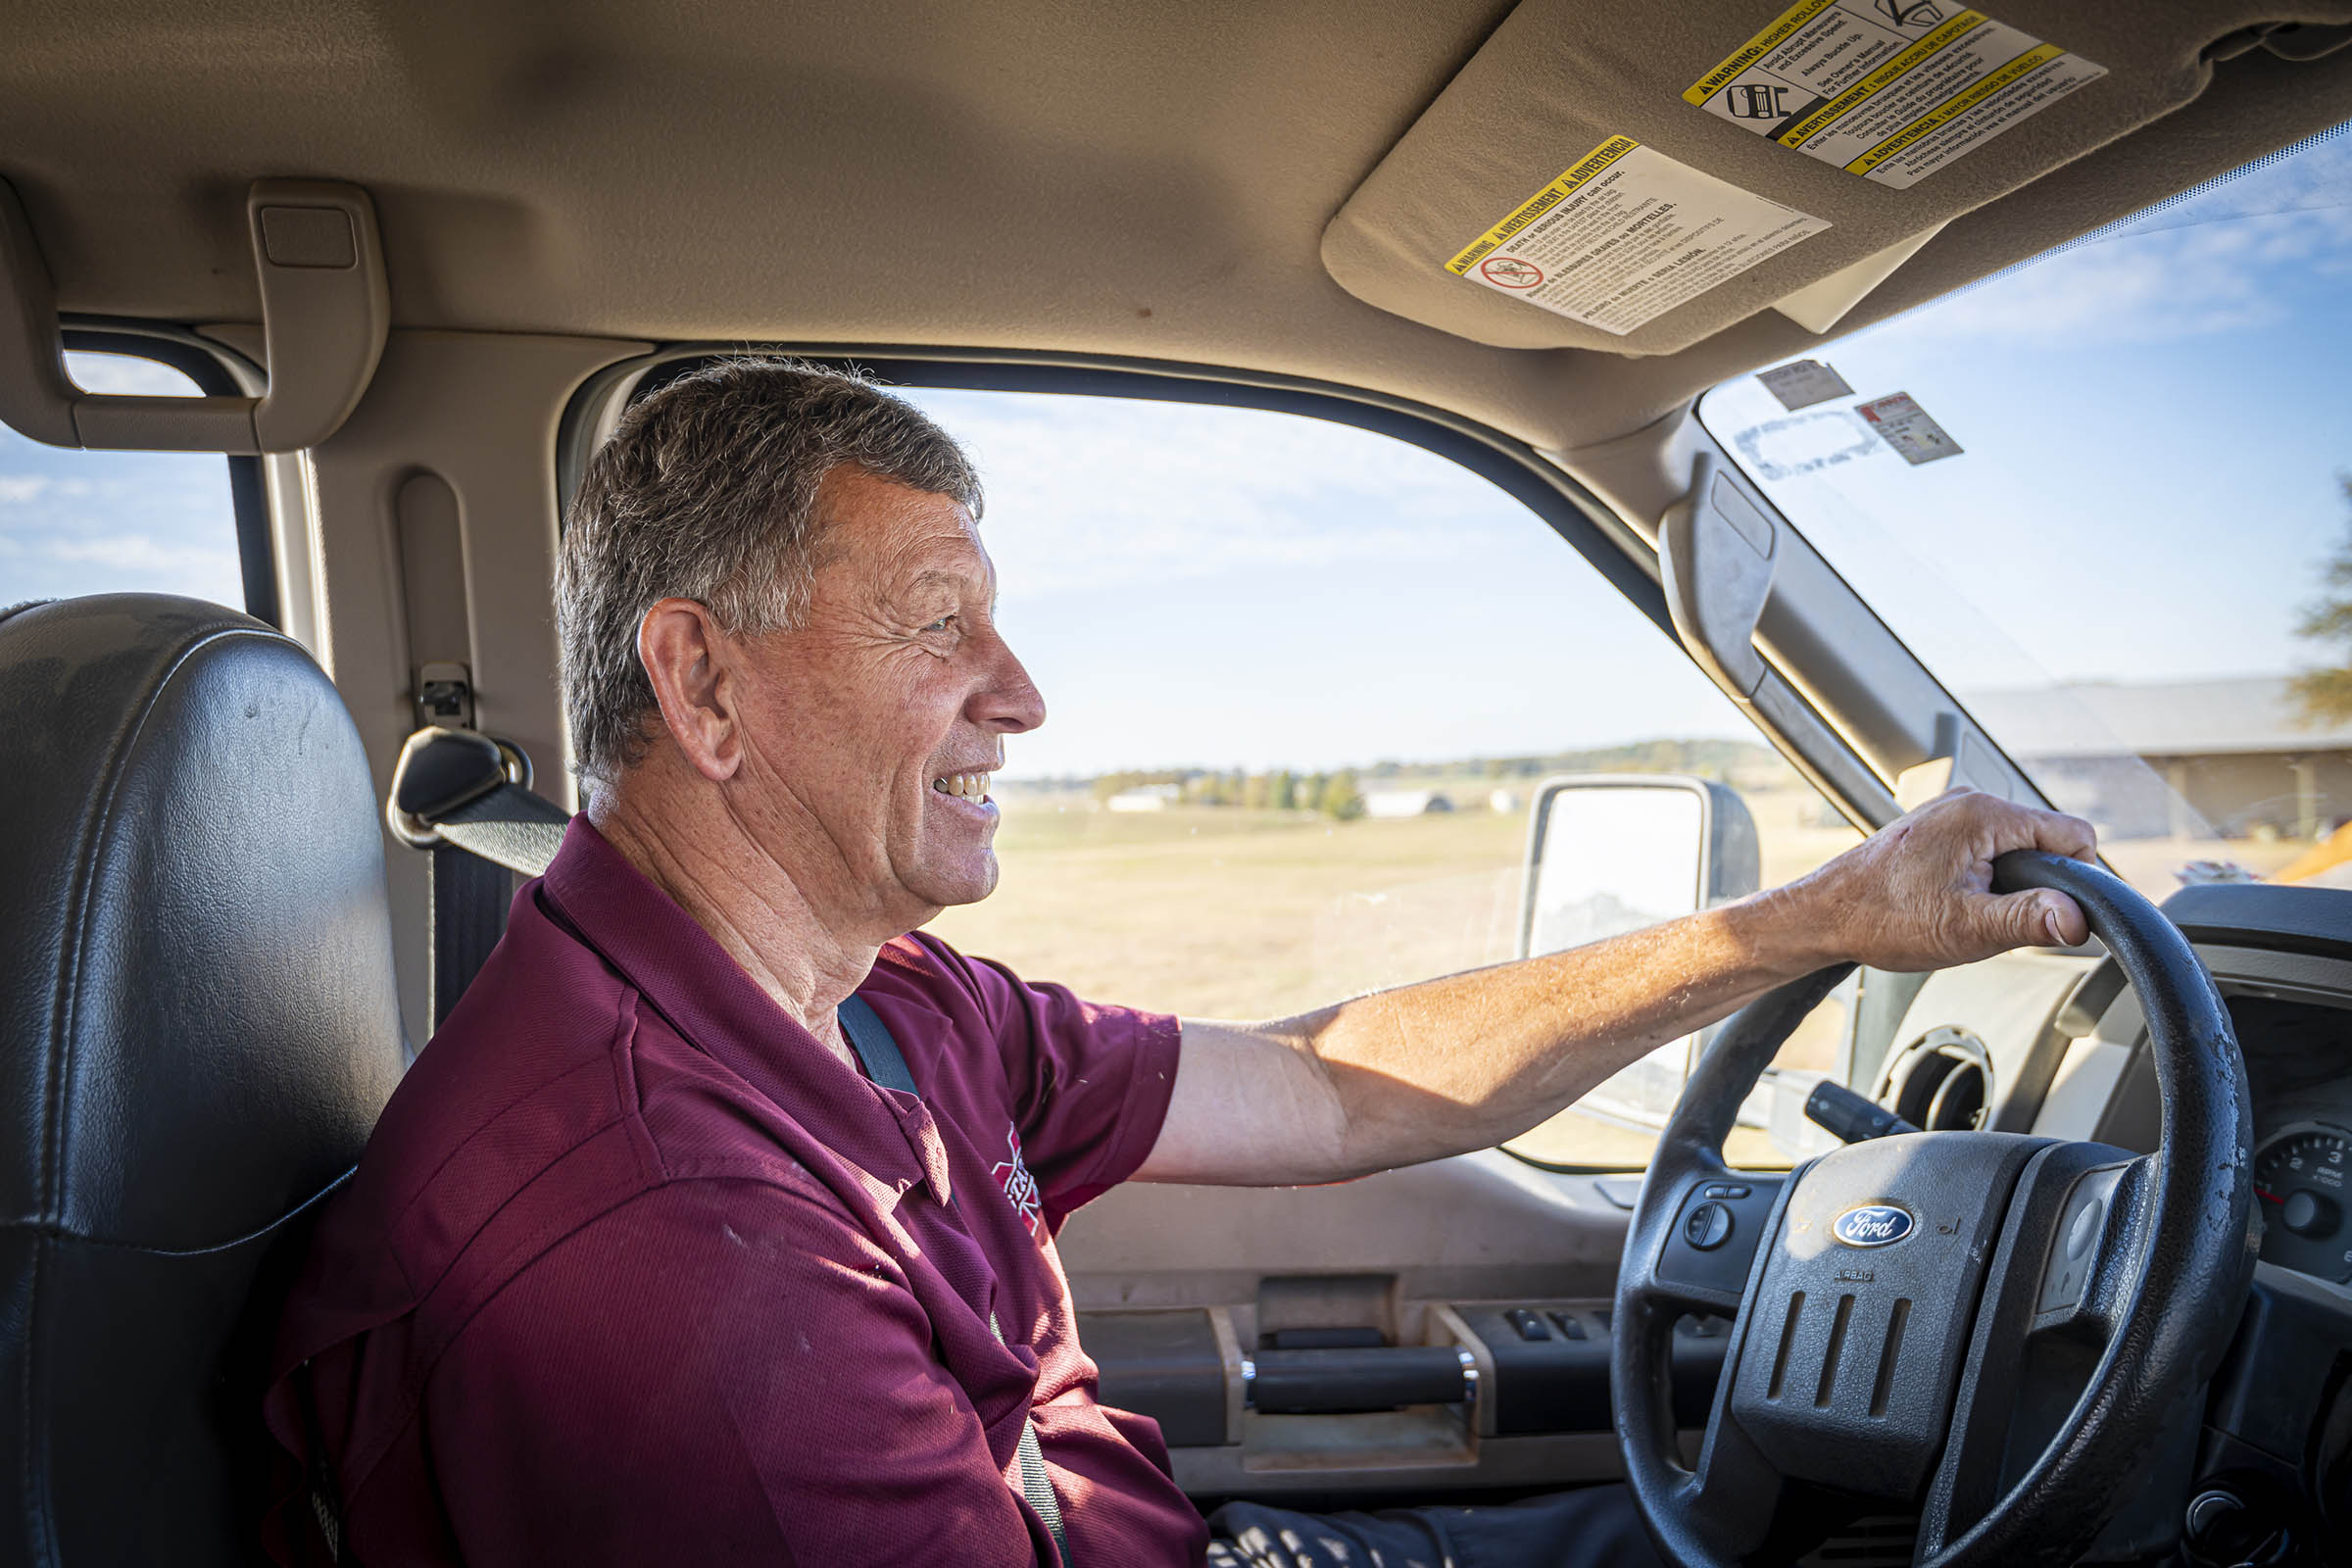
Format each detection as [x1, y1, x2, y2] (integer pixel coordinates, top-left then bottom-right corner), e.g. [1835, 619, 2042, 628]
[1285, 892, 1823, 1178]
[1135, 791, 2098, 1189]
[1139, 893, 1824, 1187]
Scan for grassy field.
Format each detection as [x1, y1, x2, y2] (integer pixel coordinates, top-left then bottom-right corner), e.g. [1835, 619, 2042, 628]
[924, 797, 1531, 1021]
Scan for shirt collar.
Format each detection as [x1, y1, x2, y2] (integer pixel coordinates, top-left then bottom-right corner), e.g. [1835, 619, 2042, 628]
[537, 816, 938, 1204]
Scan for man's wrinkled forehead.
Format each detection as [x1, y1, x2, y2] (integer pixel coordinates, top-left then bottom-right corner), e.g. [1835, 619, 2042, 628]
[811, 466, 995, 602]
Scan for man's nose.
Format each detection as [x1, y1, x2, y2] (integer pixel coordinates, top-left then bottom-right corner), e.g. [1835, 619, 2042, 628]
[971, 628, 1047, 735]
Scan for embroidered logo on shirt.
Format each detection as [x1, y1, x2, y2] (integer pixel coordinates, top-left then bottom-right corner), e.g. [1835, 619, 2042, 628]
[993, 1124, 1045, 1242]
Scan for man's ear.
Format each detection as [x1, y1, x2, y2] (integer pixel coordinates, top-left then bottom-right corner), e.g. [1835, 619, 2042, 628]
[637, 598, 745, 782]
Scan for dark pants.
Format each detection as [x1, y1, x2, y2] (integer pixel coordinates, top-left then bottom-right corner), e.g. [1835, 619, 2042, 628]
[1205, 1484, 1665, 1568]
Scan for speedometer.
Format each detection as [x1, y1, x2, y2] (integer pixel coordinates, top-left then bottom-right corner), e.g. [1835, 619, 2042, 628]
[2254, 1123, 2352, 1283]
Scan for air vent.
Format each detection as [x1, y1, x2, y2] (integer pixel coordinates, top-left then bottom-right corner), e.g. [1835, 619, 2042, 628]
[1874, 1026, 1992, 1132]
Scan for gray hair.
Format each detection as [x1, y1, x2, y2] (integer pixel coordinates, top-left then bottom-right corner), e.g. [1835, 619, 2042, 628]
[557, 358, 981, 789]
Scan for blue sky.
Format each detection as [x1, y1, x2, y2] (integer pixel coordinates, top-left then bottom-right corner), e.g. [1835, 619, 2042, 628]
[1700, 127, 2352, 699]
[0, 354, 245, 611]
[895, 387, 1747, 777]
[7, 124, 2346, 781]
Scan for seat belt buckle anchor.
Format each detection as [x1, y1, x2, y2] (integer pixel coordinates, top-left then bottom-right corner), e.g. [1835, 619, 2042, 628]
[385, 724, 533, 851]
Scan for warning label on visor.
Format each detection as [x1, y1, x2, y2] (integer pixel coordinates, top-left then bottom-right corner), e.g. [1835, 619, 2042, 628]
[1446, 136, 1828, 335]
[1685, 2, 2106, 189]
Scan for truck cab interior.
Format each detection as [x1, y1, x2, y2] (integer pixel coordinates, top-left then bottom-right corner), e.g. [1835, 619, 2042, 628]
[6, 3, 2352, 1564]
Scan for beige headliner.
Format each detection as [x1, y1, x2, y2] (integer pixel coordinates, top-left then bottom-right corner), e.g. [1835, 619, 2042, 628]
[4, 0, 2351, 452]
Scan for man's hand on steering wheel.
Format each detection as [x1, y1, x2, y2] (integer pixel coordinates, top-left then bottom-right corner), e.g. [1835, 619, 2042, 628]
[1772, 789, 2100, 972]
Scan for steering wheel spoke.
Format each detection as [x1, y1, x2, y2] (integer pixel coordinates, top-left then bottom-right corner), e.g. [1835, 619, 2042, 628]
[1918, 1145, 2144, 1557]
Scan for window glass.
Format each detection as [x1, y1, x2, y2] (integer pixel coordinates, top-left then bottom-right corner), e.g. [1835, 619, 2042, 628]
[0, 352, 245, 610]
[898, 388, 1861, 1168]
[1699, 124, 2352, 904]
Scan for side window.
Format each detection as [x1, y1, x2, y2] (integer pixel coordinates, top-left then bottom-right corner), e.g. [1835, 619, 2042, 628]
[1, 351, 254, 613]
[902, 388, 1861, 1169]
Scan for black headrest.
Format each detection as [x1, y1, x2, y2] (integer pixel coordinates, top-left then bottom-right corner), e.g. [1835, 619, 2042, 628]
[0, 595, 406, 1565]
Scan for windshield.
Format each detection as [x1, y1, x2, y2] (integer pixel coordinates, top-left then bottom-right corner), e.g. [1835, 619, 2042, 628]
[1700, 122, 2352, 903]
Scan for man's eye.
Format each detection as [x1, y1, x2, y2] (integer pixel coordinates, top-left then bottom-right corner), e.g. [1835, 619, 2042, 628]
[921, 615, 957, 634]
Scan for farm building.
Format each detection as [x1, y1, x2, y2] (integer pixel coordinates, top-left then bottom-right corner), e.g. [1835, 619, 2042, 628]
[1966, 676, 2352, 841]
[1104, 784, 1180, 812]
[1362, 789, 1455, 818]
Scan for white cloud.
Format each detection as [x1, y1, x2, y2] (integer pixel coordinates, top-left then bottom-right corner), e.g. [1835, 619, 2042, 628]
[906, 390, 1529, 600]
[62, 352, 203, 398]
[1853, 131, 2352, 350]
[0, 476, 48, 504]
[1873, 205, 2352, 348]
[44, 533, 238, 574]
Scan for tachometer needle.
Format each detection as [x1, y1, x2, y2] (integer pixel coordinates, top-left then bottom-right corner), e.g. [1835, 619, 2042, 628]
[2255, 1188, 2282, 1203]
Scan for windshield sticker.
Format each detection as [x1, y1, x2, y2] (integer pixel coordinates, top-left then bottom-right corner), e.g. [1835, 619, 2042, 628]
[1446, 136, 1829, 335]
[1757, 358, 1854, 410]
[1856, 391, 1963, 464]
[1685, 2, 2106, 190]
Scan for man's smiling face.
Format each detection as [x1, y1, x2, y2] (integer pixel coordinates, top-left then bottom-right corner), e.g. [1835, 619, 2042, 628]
[726, 465, 1045, 936]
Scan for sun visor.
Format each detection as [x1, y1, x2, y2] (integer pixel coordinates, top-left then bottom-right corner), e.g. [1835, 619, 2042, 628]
[1323, 1, 2352, 355]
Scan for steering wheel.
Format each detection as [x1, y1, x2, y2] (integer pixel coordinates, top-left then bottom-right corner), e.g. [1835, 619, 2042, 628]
[1611, 851, 2257, 1568]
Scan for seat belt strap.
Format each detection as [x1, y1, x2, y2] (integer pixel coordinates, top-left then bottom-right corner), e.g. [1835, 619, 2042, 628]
[429, 847, 510, 1027]
[836, 995, 1073, 1568]
[421, 782, 568, 1025]
[388, 726, 570, 1025]
[837, 995, 918, 1094]
[1001, 1316, 1074, 1568]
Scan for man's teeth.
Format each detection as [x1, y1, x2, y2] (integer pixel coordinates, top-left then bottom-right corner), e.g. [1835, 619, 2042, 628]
[932, 772, 993, 800]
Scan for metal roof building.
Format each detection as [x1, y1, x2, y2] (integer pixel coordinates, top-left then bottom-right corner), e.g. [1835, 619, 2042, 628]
[1965, 677, 2352, 840]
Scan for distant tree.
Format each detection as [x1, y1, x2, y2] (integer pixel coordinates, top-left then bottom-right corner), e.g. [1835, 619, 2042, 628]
[1319, 768, 1365, 821]
[1298, 771, 1325, 812]
[1269, 768, 1295, 810]
[2292, 477, 2352, 724]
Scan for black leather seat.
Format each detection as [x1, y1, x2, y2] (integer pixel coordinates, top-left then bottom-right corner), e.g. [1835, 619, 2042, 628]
[0, 595, 407, 1565]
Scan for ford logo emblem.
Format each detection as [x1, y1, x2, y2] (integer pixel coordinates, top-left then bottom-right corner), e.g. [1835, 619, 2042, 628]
[1833, 1203, 1915, 1248]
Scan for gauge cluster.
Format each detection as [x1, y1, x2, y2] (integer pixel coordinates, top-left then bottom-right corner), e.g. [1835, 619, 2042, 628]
[2252, 1122, 2351, 1284]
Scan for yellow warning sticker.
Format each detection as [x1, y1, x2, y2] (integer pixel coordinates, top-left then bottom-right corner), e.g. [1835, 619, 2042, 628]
[1684, 1, 2105, 189]
[1447, 137, 1828, 335]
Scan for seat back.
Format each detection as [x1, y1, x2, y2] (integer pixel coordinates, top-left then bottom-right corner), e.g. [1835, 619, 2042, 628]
[0, 594, 407, 1565]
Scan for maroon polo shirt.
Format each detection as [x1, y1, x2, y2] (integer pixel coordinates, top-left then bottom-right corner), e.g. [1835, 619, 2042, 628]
[263, 818, 1204, 1566]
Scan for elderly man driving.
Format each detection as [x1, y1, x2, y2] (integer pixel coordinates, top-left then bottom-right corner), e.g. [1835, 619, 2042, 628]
[268, 360, 2096, 1567]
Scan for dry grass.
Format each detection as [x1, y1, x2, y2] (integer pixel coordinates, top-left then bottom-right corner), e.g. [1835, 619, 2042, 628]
[924, 799, 1532, 1021]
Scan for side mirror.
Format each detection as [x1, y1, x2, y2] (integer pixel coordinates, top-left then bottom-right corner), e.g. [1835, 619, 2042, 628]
[1518, 774, 1762, 1133]
[1519, 773, 1759, 960]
